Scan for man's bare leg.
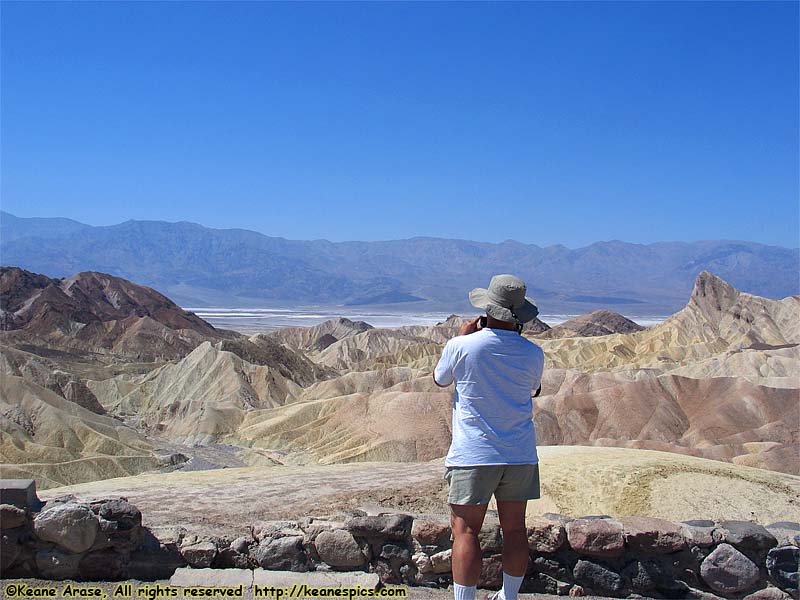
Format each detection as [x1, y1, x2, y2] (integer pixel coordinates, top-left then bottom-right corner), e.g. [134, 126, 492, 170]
[495, 500, 529, 600]
[450, 503, 489, 599]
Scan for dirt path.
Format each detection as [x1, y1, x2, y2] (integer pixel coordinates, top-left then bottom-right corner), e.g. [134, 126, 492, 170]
[41, 447, 800, 539]
[40, 461, 449, 537]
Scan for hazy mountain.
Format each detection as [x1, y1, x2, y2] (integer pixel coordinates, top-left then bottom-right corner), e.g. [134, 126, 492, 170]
[0, 211, 91, 242]
[1, 211, 798, 313]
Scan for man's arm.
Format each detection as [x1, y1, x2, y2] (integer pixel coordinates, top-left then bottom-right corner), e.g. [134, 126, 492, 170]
[433, 337, 457, 388]
[432, 316, 481, 388]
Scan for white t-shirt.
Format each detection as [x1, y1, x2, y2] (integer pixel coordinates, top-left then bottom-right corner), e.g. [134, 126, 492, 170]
[434, 327, 545, 467]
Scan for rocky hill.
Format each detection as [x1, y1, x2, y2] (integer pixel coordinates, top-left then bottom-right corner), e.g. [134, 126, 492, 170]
[0, 374, 182, 487]
[538, 271, 800, 372]
[534, 371, 798, 472]
[0, 266, 238, 361]
[537, 309, 644, 339]
[262, 317, 373, 352]
[88, 341, 323, 445]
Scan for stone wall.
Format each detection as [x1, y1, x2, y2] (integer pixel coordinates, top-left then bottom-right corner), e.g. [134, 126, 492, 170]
[1, 496, 798, 600]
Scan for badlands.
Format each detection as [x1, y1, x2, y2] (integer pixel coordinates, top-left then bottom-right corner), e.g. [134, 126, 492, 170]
[1, 266, 799, 529]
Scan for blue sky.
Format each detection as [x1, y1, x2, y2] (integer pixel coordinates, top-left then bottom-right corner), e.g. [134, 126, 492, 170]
[2, 1, 798, 247]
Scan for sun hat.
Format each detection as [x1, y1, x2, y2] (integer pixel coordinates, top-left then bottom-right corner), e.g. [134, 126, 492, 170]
[468, 274, 539, 324]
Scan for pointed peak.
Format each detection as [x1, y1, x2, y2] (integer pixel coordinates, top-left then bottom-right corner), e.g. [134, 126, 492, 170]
[183, 340, 220, 362]
[692, 271, 737, 297]
[329, 317, 373, 330]
[690, 271, 739, 313]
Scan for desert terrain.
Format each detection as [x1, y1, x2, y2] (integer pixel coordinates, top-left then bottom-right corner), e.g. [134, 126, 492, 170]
[2, 266, 798, 530]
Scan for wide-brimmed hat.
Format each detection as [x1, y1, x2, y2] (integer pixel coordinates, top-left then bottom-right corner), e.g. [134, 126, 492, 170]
[469, 274, 539, 324]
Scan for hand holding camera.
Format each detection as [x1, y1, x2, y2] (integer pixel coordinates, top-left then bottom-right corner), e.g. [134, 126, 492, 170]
[458, 315, 484, 336]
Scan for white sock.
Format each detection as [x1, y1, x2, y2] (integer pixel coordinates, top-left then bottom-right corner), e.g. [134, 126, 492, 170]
[500, 572, 525, 600]
[454, 583, 477, 600]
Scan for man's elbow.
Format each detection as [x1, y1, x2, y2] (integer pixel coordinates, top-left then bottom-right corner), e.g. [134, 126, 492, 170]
[432, 373, 451, 388]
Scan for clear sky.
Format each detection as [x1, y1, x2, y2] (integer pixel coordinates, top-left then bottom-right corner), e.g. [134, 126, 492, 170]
[2, 1, 798, 247]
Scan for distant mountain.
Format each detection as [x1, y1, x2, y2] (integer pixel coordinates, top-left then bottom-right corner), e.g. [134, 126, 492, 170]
[0, 211, 91, 242]
[2, 211, 797, 313]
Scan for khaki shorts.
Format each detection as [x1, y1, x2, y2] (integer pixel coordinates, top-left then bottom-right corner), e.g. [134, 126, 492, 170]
[444, 463, 541, 505]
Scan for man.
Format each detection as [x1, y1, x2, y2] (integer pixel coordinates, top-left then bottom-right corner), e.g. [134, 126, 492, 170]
[433, 274, 545, 600]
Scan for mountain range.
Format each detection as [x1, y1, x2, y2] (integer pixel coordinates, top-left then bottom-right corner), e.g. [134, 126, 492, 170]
[2, 211, 798, 313]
